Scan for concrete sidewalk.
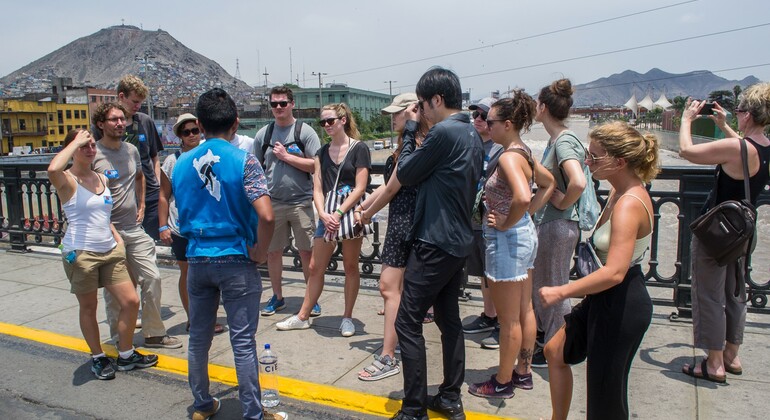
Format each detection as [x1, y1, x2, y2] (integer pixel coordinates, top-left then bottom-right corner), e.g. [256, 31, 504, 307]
[0, 248, 768, 419]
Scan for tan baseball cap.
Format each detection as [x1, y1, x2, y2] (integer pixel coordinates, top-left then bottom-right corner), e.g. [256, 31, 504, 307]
[381, 93, 419, 114]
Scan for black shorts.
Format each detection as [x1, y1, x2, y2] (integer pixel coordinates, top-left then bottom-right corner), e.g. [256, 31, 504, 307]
[170, 233, 189, 262]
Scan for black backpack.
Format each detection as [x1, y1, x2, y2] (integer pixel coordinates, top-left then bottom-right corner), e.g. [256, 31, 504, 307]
[259, 121, 306, 168]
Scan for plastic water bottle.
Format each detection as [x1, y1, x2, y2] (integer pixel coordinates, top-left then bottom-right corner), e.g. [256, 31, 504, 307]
[58, 244, 77, 264]
[259, 344, 280, 408]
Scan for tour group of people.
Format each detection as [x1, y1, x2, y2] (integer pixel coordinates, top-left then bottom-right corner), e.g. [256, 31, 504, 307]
[49, 68, 770, 420]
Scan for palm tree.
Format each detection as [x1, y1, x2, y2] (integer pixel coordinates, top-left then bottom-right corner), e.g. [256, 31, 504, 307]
[733, 85, 742, 106]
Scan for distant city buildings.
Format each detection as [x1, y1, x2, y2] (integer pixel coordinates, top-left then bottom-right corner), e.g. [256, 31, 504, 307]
[0, 98, 89, 154]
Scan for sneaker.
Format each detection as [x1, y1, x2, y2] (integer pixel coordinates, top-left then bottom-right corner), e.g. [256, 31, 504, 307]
[310, 303, 322, 317]
[264, 410, 289, 420]
[390, 411, 428, 420]
[261, 295, 286, 316]
[531, 345, 547, 368]
[395, 343, 401, 354]
[116, 350, 159, 371]
[512, 370, 533, 390]
[427, 394, 466, 420]
[276, 314, 310, 331]
[91, 356, 116, 380]
[480, 328, 500, 349]
[192, 397, 220, 420]
[469, 375, 514, 399]
[340, 317, 355, 337]
[144, 335, 183, 349]
[462, 313, 497, 334]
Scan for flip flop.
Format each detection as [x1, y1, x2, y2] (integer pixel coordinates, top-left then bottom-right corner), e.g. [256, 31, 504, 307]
[214, 323, 225, 335]
[725, 364, 743, 375]
[682, 359, 726, 383]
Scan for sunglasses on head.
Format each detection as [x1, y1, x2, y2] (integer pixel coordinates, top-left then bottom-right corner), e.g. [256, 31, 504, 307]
[472, 110, 487, 121]
[319, 117, 340, 127]
[180, 127, 200, 137]
[270, 101, 290, 108]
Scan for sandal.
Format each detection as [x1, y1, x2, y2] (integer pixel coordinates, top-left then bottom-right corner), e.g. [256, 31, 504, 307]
[186, 321, 226, 335]
[377, 308, 385, 316]
[682, 359, 726, 383]
[358, 354, 400, 381]
[423, 311, 434, 324]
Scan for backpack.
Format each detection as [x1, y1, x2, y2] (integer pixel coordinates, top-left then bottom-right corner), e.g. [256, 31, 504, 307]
[259, 121, 306, 167]
[558, 133, 600, 231]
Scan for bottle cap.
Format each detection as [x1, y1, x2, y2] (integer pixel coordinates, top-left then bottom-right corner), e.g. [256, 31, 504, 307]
[264, 343, 271, 350]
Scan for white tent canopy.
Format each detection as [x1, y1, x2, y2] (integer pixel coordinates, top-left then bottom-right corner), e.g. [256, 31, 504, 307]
[623, 94, 638, 118]
[654, 94, 673, 110]
[638, 94, 655, 111]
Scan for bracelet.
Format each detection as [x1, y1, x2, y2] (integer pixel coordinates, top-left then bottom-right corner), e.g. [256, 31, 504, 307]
[353, 210, 362, 214]
[335, 209, 345, 216]
[158, 225, 170, 233]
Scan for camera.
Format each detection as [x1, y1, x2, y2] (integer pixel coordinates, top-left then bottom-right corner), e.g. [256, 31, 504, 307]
[698, 102, 715, 116]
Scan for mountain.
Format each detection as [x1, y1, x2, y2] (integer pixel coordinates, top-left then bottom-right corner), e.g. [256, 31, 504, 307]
[572, 68, 760, 107]
[0, 25, 254, 105]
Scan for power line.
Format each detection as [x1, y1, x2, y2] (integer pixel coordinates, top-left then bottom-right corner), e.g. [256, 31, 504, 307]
[328, 0, 699, 78]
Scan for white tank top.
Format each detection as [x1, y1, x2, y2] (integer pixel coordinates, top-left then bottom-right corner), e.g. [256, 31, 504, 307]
[593, 193, 653, 265]
[61, 172, 117, 253]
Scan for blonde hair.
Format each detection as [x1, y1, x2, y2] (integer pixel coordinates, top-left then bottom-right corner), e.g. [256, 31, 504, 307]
[589, 121, 660, 183]
[738, 82, 770, 126]
[117, 74, 149, 99]
[321, 103, 360, 139]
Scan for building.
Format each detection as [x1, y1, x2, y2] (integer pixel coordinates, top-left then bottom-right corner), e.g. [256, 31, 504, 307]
[0, 98, 90, 154]
[293, 84, 392, 121]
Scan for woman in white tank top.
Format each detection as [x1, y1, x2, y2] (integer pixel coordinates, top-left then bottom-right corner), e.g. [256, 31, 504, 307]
[49, 128, 157, 380]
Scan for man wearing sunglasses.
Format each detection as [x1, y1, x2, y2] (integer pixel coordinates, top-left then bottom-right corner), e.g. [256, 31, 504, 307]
[253, 86, 321, 318]
[391, 67, 484, 420]
[462, 97, 503, 350]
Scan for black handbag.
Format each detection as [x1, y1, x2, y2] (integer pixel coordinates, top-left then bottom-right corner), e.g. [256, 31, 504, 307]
[689, 138, 756, 267]
[575, 238, 602, 278]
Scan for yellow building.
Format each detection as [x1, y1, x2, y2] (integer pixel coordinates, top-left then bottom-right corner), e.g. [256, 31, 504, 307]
[0, 99, 90, 154]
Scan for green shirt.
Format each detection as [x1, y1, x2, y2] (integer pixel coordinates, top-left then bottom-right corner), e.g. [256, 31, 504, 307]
[534, 130, 585, 226]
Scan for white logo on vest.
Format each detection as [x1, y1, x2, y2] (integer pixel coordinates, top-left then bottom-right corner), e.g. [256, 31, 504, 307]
[193, 149, 222, 201]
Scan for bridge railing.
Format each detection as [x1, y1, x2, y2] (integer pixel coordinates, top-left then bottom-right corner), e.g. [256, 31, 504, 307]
[1, 161, 768, 317]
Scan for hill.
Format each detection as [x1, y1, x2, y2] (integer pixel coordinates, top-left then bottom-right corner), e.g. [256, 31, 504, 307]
[0, 25, 254, 105]
[572, 68, 759, 107]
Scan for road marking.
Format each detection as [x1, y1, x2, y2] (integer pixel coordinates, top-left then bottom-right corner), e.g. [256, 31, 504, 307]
[0, 321, 515, 419]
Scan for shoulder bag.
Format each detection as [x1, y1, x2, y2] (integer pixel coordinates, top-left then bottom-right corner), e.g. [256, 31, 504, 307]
[323, 140, 373, 242]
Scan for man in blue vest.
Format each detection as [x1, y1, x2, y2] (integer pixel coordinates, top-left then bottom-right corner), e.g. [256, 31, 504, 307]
[173, 88, 275, 420]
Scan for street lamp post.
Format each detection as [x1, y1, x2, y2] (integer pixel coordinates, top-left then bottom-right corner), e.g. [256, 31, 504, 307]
[135, 52, 156, 120]
[384, 80, 396, 146]
[312, 72, 327, 111]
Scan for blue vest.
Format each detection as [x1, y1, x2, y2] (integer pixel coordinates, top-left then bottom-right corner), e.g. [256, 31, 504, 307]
[172, 139, 259, 258]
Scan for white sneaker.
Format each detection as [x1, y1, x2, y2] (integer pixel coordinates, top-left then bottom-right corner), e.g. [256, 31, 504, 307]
[340, 318, 355, 337]
[276, 315, 310, 331]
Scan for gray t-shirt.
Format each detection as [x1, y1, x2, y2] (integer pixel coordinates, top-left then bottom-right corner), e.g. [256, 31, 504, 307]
[534, 130, 584, 225]
[161, 152, 181, 236]
[93, 141, 142, 230]
[254, 121, 321, 204]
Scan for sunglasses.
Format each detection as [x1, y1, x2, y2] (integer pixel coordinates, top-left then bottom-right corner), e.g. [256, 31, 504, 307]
[270, 101, 290, 108]
[585, 150, 612, 165]
[319, 117, 340, 127]
[180, 127, 200, 137]
[472, 110, 487, 121]
[485, 119, 506, 127]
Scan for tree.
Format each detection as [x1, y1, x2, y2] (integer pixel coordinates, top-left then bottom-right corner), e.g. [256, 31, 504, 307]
[733, 85, 742, 106]
[708, 90, 735, 113]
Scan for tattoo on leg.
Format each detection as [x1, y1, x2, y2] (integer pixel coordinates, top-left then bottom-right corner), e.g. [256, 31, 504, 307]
[519, 348, 533, 371]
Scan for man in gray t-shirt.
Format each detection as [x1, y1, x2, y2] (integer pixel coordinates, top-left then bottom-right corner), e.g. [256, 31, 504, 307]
[92, 102, 181, 350]
[253, 86, 321, 317]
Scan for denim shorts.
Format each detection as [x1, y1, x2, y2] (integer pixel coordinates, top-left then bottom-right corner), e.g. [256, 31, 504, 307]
[313, 220, 326, 239]
[483, 213, 538, 282]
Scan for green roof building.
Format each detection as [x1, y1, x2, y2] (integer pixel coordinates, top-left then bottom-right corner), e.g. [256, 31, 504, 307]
[294, 84, 392, 121]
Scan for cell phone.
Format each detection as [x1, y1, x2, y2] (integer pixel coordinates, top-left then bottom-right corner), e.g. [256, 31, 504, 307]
[699, 102, 715, 115]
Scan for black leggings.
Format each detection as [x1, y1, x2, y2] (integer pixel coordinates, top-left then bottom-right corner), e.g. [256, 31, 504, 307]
[563, 265, 652, 420]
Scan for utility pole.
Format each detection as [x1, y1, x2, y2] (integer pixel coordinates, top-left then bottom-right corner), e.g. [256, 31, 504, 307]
[311, 72, 327, 111]
[135, 52, 156, 120]
[263, 68, 269, 100]
[384, 80, 397, 145]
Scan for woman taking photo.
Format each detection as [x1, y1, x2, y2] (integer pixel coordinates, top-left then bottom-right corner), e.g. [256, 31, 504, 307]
[354, 93, 430, 380]
[49, 128, 157, 380]
[158, 114, 224, 335]
[468, 92, 555, 398]
[277, 103, 371, 337]
[531, 79, 588, 365]
[679, 83, 770, 383]
[539, 121, 658, 419]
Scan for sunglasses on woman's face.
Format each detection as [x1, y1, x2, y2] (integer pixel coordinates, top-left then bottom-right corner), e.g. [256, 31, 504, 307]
[472, 110, 487, 121]
[270, 101, 289, 108]
[181, 127, 200, 137]
[320, 117, 340, 127]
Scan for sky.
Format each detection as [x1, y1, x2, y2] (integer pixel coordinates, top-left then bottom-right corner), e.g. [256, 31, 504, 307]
[2, 0, 769, 101]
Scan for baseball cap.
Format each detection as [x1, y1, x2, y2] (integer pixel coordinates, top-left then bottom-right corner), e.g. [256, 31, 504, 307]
[173, 113, 197, 136]
[381, 93, 419, 115]
[468, 97, 497, 113]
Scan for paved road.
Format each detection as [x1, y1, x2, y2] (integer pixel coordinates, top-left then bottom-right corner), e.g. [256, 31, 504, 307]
[0, 334, 379, 420]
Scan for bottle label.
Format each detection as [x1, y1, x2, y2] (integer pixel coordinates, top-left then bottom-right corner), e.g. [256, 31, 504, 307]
[260, 362, 277, 373]
[287, 144, 301, 154]
[336, 185, 352, 196]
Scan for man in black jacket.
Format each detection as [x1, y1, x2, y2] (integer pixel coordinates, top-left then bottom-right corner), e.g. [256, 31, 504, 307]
[392, 67, 483, 420]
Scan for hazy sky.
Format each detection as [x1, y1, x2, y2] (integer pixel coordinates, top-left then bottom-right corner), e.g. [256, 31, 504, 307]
[2, 0, 768, 100]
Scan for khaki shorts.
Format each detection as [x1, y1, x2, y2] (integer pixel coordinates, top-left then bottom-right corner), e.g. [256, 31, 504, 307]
[268, 201, 315, 252]
[63, 243, 131, 295]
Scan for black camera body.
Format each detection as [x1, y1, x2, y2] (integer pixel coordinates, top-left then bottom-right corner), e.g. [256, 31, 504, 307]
[699, 102, 715, 115]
